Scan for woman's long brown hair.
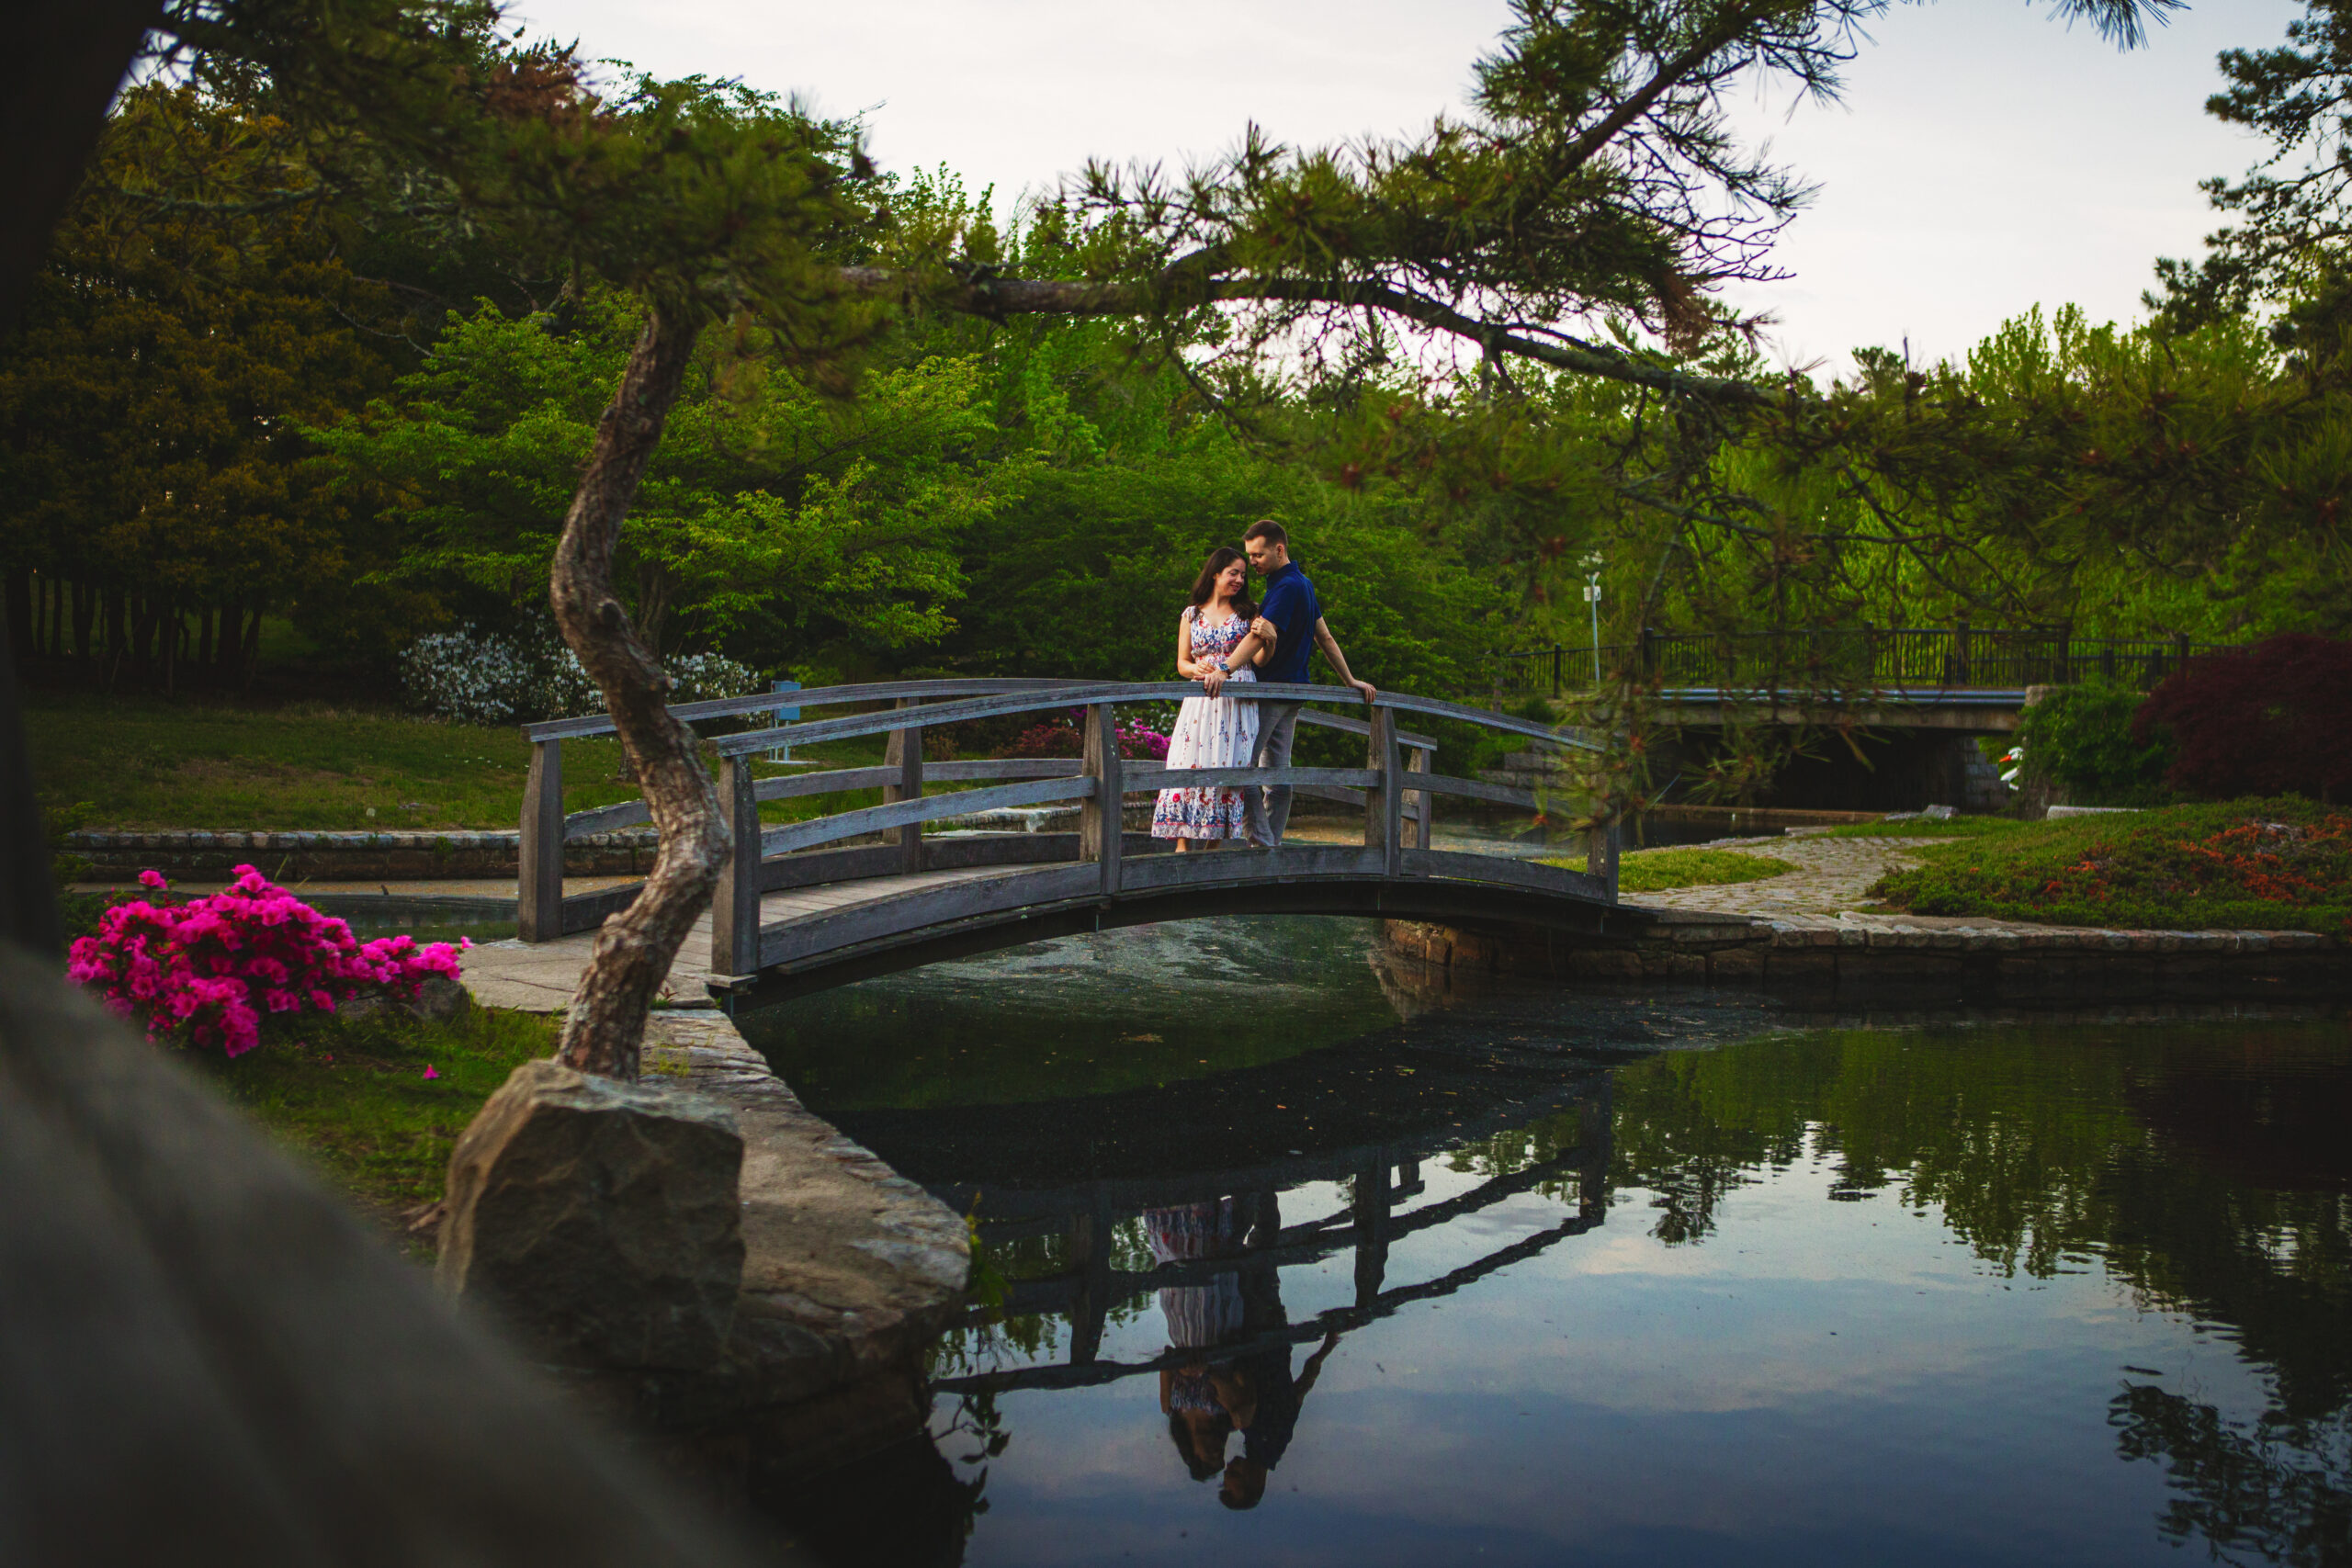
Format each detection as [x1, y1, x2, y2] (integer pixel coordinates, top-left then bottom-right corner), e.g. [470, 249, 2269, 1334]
[1187, 546, 1257, 619]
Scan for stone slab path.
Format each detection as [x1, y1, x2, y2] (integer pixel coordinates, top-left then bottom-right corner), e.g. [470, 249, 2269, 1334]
[1623, 830, 1936, 921]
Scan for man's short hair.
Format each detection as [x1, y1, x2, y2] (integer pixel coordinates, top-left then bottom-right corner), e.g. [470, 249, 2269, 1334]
[1242, 520, 1287, 547]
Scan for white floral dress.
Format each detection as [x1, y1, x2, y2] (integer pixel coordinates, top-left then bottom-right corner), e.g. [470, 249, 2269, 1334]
[1150, 607, 1259, 841]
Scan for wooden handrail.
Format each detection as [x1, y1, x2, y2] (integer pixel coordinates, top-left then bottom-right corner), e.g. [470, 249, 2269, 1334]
[757, 776, 1099, 858]
[523, 673, 1623, 953]
[1119, 764, 1381, 793]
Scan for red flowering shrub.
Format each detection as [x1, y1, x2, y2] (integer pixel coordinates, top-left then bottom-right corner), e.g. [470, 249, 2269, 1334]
[67, 866, 467, 1057]
[2134, 635, 2352, 803]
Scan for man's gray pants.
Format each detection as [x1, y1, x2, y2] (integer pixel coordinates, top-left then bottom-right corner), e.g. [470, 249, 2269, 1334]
[1245, 701, 1304, 847]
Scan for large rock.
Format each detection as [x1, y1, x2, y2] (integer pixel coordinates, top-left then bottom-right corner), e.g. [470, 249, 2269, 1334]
[437, 1058, 746, 1371]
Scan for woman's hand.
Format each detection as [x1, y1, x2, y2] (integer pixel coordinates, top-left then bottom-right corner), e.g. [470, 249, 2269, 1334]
[1201, 660, 1227, 696]
[1250, 615, 1277, 644]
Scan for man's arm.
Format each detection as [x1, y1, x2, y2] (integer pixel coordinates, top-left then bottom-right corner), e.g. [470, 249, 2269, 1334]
[1313, 617, 1375, 703]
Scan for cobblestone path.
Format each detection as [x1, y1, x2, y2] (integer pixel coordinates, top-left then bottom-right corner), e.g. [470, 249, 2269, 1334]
[1624, 831, 1937, 921]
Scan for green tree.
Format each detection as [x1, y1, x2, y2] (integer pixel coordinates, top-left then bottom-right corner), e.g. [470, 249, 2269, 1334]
[321, 290, 1005, 662]
[0, 85, 401, 685]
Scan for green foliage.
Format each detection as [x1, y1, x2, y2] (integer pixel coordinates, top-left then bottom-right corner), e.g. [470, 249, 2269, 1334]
[2013, 680, 2173, 807]
[1871, 799, 2352, 934]
[0, 85, 405, 664]
[320, 291, 1004, 660]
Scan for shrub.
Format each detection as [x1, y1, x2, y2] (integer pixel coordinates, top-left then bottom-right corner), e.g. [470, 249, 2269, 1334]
[2012, 679, 2172, 807]
[401, 623, 761, 726]
[1004, 713, 1170, 761]
[400, 624, 539, 724]
[67, 867, 467, 1058]
[2135, 635, 2352, 803]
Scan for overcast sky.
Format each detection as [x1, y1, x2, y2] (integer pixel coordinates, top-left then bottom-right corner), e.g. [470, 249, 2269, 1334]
[513, 0, 2302, 378]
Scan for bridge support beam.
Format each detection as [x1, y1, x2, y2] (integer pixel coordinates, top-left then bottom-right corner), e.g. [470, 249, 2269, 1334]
[1364, 707, 1402, 876]
[518, 739, 564, 943]
[710, 754, 760, 978]
[1080, 703, 1122, 895]
[883, 698, 924, 875]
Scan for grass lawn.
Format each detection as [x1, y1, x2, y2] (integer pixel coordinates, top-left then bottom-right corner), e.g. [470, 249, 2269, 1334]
[1543, 845, 1797, 892]
[1825, 816, 2029, 840]
[192, 1001, 560, 1255]
[25, 692, 899, 831]
[1871, 798, 2352, 934]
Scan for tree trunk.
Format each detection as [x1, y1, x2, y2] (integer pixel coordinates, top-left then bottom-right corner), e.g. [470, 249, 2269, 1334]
[131, 595, 155, 682]
[72, 580, 94, 664]
[240, 604, 263, 687]
[4, 570, 31, 664]
[549, 308, 717, 1082]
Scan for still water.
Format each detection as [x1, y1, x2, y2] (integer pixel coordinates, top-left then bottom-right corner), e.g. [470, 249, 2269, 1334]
[741, 918, 2352, 1568]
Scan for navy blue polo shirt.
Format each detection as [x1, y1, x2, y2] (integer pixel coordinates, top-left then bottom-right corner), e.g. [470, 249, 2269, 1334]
[1256, 560, 1320, 685]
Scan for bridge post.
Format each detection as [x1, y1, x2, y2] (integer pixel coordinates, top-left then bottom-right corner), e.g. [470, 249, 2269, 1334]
[1080, 703, 1122, 895]
[1351, 1157, 1392, 1308]
[517, 739, 563, 942]
[709, 753, 760, 979]
[1365, 706, 1402, 875]
[1584, 818, 1621, 902]
[883, 697, 924, 874]
[1578, 1077, 1612, 1223]
[1406, 746, 1432, 851]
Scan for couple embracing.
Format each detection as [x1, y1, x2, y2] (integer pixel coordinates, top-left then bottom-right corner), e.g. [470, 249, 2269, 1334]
[1149, 521, 1377, 852]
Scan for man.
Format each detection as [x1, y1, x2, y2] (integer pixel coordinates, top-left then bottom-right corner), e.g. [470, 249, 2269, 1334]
[1237, 520, 1376, 848]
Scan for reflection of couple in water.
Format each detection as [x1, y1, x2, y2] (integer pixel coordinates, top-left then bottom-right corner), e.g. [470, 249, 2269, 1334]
[1148, 1194, 1341, 1509]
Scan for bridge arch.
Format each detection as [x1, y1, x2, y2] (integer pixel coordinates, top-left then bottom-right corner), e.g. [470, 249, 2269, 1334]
[512, 679, 1634, 1003]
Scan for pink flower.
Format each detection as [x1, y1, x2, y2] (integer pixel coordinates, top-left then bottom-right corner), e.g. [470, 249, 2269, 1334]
[137, 869, 167, 891]
[65, 867, 464, 1061]
[422, 1066, 439, 1080]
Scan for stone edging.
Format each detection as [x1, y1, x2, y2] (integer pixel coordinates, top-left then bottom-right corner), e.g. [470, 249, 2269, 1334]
[1385, 912, 2347, 1002]
[68, 828, 657, 882]
[1730, 916, 2333, 954]
[69, 828, 655, 851]
[598, 1010, 970, 1471]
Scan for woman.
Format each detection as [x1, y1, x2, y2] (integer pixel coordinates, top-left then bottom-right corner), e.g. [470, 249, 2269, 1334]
[1150, 547, 1278, 849]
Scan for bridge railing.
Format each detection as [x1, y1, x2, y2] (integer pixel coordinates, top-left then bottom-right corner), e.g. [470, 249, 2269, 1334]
[513, 678, 1614, 952]
[1495, 626, 2244, 700]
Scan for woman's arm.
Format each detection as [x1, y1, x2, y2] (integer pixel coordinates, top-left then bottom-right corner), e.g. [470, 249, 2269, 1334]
[1225, 616, 1280, 671]
[1174, 609, 1211, 680]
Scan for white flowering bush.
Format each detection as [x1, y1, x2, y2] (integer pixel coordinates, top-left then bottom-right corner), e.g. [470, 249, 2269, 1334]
[666, 652, 761, 705]
[400, 626, 538, 724]
[401, 624, 761, 725]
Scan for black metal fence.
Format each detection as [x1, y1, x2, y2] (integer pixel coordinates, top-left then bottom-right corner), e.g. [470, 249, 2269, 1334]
[1494, 627, 2244, 701]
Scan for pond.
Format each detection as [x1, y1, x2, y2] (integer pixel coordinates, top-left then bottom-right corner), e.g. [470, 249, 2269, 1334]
[738, 917, 2351, 1568]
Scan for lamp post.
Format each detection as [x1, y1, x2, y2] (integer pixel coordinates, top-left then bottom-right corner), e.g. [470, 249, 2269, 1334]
[1581, 557, 1602, 685]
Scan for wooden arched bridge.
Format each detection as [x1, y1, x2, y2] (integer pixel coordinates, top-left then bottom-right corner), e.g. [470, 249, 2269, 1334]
[513, 679, 1634, 1003]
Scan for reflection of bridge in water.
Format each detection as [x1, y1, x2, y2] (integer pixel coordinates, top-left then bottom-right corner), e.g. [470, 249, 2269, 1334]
[926, 1073, 1613, 1396]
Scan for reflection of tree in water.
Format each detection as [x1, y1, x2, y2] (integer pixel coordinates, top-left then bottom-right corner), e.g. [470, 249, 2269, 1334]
[927, 1218, 1162, 1376]
[2111, 1383, 2351, 1568]
[1602, 1021, 2352, 1564]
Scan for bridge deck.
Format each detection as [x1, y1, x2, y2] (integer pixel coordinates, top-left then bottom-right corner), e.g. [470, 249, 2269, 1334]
[467, 848, 1645, 1010]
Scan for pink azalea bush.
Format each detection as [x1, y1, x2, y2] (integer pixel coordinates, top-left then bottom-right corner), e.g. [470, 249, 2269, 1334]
[67, 866, 468, 1058]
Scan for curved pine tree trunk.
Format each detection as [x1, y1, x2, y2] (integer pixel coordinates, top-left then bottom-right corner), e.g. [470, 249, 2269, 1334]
[548, 308, 721, 1080]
